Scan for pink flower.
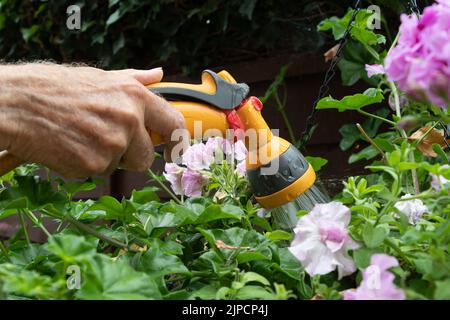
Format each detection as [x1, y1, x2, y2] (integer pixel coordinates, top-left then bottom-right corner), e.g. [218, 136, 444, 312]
[365, 64, 385, 78]
[180, 169, 208, 197]
[344, 254, 405, 300]
[163, 163, 185, 196]
[288, 202, 360, 279]
[234, 139, 247, 162]
[385, 2, 450, 108]
[235, 160, 246, 177]
[430, 164, 450, 192]
[182, 142, 214, 170]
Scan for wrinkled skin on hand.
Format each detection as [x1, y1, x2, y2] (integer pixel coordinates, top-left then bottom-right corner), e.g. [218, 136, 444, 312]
[0, 63, 188, 178]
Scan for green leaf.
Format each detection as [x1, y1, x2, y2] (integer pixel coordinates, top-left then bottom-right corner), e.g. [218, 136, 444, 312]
[130, 187, 160, 204]
[353, 247, 382, 269]
[77, 255, 161, 300]
[432, 144, 450, 164]
[20, 25, 39, 43]
[106, 10, 121, 25]
[239, 0, 258, 19]
[134, 245, 190, 279]
[348, 145, 380, 164]
[362, 223, 389, 248]
[235, 285, 275, 300]
[316, 88, 384, 112]
[264, 230, 292, 241]
[434, 280, 450, 299]
[305, 156, 328, 172]
[46, 233, 98, 263]
[0, 176, 67, 211]
[194, 204, 244, 224]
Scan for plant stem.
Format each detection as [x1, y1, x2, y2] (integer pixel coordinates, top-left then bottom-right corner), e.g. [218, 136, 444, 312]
[357, 109, 396, 126]
[384, 238, 412, 265]
[24, 210, 51, 238]
[389, 81, 420, 194]
[0, 240, 11, 263]
[18, 210, 31, 246]
[148, 168, 182, 205]
[356, 123, 386, 160]
[274, 91, 296, 144]
[65, 216, 128, 249]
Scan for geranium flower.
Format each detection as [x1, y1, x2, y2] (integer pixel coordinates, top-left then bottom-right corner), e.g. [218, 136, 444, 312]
[163, 163, 185, 195]
[288, 202, 360, 279]
[234, 139, 247, 162]
[430, 164, 450, 192]
[235, 160, 246, 177]
[180, 168, 208, 197]
[182, 142, 214, 170]
[394, 194, 428, 225]
[343, 254, 405, 300]
[365, 64, 385, 78]
[385, 1, 450, 108]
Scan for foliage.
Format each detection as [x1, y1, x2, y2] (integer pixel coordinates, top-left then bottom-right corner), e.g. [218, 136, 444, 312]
[0, 0, 352, 73]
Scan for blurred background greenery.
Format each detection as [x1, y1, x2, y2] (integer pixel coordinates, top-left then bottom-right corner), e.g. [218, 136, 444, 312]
[0, 0, 425, 74]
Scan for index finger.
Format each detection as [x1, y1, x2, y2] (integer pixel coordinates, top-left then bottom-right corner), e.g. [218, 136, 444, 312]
[142, 92, 189, 163]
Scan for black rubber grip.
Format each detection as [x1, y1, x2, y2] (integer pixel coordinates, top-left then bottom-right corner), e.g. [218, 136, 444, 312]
[246, 145, 310, 197]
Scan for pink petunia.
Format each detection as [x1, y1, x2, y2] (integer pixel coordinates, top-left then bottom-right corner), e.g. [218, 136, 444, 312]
[180, 168, 208, 197]
[344, 254, 405, 300]
[288, 202, 360, 279]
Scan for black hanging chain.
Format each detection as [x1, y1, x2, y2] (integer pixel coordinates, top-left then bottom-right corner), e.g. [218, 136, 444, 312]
[299, 0, 362, 151]
[407, 0, 421, 16]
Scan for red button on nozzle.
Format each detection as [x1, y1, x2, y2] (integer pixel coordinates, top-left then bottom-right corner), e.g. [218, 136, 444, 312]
[249, 96, 263, 111]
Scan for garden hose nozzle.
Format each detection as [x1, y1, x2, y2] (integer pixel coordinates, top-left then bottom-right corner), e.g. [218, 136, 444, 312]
[148, 70, 325, 222]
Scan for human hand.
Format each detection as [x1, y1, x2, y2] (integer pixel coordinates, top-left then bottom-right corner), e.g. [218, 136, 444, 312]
[0, 63, 187, 178]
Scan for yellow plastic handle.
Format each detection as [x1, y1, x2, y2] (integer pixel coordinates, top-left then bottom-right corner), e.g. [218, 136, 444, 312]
[149, 101, 229, 145]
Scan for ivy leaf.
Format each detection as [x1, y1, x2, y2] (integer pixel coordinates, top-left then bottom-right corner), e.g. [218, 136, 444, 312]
[316, 88, 384, 112]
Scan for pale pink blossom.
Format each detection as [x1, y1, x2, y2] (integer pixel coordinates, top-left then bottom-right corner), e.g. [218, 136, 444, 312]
[180, 169, 208, 197]
[182, 142, 214, 170]
[394, 194, 427, 225]
[234, 139, 247, 162]
[235, 160, 246, 177]
[344, 254, 405, 300]
[430, 164, 450, 192]
[288, 202, 359, 279]
[163, 163, 185, 196]
[365, 64, 385, 78]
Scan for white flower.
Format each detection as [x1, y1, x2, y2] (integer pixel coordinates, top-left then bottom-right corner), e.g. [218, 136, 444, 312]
[430, 165, 450, 192]
[394, 194, 428, 225]
[288, 202, 360, 279]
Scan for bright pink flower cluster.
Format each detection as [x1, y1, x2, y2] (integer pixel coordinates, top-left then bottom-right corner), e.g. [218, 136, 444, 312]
[163, 137, 247, 198]
[385, 0, 450, 108]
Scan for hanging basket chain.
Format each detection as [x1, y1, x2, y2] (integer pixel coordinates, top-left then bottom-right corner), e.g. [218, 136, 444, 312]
[299, 0, 362, 151]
